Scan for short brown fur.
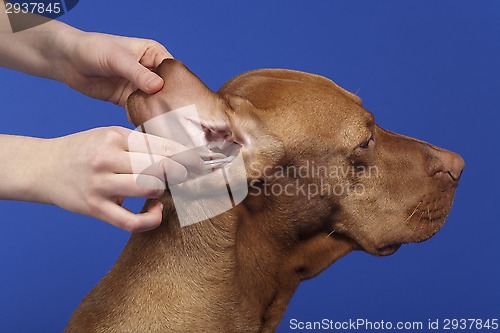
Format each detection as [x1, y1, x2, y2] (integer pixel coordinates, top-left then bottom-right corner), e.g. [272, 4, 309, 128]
[65, 60, 463, 333]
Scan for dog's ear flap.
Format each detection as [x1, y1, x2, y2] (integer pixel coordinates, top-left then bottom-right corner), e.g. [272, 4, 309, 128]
[127, 59, 231, 131]
[127, 59, 285, 181]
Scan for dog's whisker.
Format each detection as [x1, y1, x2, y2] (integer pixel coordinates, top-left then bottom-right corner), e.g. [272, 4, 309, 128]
[418, 210, 425, 222]
[325, 229, 336, 238]
[405, 201, 422, 222]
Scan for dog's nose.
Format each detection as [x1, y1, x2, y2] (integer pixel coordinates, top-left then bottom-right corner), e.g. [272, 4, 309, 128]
[434, 149, 465, 181]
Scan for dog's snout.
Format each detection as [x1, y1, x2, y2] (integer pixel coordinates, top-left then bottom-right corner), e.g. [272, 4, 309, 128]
[431, 148, 465, 181]
[443, 151, 465, 180]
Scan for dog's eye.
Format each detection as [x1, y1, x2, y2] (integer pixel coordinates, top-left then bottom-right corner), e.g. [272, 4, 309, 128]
[359, 140, 370, 149]
[358, 134, 374, 149]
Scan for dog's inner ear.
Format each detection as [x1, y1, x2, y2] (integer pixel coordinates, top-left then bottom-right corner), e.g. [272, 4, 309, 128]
[127, 59, 285, 182]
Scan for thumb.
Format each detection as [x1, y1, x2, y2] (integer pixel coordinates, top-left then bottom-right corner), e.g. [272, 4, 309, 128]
[128, 62, 164, 94]
[110, 53, 164, 94]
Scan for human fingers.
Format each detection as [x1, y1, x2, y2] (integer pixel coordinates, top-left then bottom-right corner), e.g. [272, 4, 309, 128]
[99, 199, 163, 232]
[137, 41, 173, 68]
[109, 35, 173, 68]
[103, 174, 166, 199]
[127, 131, 204, 172]
[108, 48, 164, 94]
[113, 158, 187, 186]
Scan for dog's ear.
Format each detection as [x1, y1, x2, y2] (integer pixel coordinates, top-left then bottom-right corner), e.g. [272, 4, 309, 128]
[220, 93, 285, 180]
[126, 59, 285, 180]
[127, 59, 231, 135]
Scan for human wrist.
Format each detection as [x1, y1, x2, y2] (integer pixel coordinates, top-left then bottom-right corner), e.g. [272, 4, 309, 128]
[38, 21, 85, 82]
[0, 135, 55, 204]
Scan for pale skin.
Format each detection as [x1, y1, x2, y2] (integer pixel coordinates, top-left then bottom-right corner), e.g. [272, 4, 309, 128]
[0, 11, 200, 231]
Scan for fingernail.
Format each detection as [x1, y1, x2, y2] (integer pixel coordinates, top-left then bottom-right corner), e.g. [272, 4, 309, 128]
[146, 75, 163, 91]
[165, 161, 188, 185]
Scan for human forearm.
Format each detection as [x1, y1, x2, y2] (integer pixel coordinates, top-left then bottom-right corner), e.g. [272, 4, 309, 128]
[1, 5, 171, 106]
[0, 16, 82, 81]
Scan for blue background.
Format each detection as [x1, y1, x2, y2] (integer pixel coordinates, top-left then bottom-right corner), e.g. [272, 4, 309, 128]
[1, 1, 499, 332]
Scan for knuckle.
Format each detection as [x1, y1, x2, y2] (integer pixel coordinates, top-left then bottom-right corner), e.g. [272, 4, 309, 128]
[88, 152, 113, 171]
[104, 126, 126, 142]
[145, 38, 166, 52]
[132, 66, 146, 81]
[84, 196, 101, 214]
[121, 218, 140, 232]
[145, 38, 159, 46]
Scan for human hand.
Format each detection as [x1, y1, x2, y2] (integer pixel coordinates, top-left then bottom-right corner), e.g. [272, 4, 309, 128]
[58, 32, 173, 106]
[1, 21, 171, 106]
[41, 127, 202, 232]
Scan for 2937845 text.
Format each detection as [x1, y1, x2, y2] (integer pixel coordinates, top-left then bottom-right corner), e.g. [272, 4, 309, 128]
[289, 318, 499, 331]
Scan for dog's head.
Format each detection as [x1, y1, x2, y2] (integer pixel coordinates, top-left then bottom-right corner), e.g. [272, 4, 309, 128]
[127, 59, 463, 278]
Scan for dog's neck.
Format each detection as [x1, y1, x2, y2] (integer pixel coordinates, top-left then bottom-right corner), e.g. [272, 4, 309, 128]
[109, 198, 354, 333]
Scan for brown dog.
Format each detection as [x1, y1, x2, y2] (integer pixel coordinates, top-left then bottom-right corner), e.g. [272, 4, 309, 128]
[64, 59, 463, 333]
